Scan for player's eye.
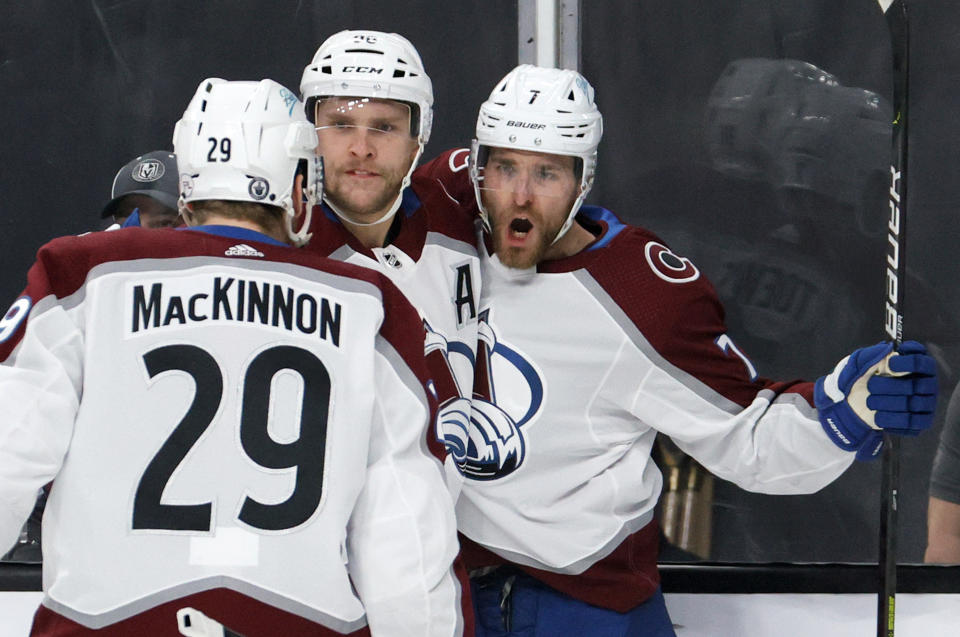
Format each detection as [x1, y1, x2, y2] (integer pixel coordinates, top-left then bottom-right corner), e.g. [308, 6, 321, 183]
[536, 167, 558, 181]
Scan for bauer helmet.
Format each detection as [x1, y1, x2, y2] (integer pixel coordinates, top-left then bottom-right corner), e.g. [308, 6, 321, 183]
[300, 30, 433, 225]
[173, 78, 321, 246]
[470, 64, 603, 243]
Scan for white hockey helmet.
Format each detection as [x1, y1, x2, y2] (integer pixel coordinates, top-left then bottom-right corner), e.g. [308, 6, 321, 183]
[470, 64, 603, 242]
[300, 30, 433, 226]
[300, 30, 433, 143]
[173, 78, 321, 246]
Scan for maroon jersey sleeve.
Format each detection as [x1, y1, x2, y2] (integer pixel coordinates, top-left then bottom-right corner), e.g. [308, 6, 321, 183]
[582, 226, 815, 407]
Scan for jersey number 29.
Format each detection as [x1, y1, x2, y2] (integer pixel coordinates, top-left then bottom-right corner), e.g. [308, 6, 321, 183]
[133, 344, 330, 533]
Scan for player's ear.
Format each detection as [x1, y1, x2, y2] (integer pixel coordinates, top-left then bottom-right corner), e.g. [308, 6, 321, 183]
[292, 173, 307, 223]
[293, 173, 305, 213]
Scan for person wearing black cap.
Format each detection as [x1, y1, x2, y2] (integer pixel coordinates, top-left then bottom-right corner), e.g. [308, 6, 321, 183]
[100, 150, 181, 228]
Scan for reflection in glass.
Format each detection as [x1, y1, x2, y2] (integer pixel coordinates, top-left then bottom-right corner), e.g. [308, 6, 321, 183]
[580, 0, 958, 565]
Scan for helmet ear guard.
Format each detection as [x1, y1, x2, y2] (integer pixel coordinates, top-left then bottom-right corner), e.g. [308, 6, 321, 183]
[470, 65, 602, 243]
[283, 155, 323, 245]
[173, 78, 320, 246]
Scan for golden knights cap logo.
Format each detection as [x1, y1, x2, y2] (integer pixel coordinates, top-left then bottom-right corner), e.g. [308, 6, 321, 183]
[131, 158, 166, 183]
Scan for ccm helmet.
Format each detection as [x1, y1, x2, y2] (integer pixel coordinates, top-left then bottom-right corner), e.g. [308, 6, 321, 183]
[173, 78, 321, 246]
[470, 64, 602, 242]
[300, 30, 433, 224]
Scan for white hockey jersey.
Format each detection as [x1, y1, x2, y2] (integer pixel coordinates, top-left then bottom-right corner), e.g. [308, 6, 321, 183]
[456, 206, 855, 611]
[304, 149, 481, 497]
[0, 225, 463, 636]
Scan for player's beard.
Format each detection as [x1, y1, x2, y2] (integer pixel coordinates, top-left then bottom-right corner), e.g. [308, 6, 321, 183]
[490, 206, 565, 270]
[323, 160, 410, 223]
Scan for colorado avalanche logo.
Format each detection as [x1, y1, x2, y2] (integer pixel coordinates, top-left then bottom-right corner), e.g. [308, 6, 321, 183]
[461, 310, 544, 481]
[423, 320, 475, 468]
[645, 241, 700, 283]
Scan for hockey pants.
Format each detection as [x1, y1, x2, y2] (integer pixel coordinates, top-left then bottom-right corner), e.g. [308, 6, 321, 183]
[471, 569, 676, 637]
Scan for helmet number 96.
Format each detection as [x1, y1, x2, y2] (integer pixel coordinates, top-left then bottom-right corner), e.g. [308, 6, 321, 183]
[207, 137, 232, 162]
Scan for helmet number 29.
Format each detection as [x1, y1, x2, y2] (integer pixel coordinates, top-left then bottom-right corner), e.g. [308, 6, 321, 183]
[207, 137, 232, 162]
[132, 343, 330, 533]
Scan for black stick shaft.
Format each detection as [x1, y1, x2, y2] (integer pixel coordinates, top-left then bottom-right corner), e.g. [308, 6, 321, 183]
[878, 436, 899, 637]
[879, 2, 909, 635]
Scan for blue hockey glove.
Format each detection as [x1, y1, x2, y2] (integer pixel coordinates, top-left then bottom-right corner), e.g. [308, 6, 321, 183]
[814, 340, 937, 460]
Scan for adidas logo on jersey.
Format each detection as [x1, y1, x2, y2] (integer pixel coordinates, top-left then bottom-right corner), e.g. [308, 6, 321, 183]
[225, 244, 265, 258]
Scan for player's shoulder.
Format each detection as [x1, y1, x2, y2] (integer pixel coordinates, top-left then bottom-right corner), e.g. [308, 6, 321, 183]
[578, 206, 669, 255]
[41, 226, 222, 261]
[414, 147, 472, 187]
[304, 252, 392, 292]
[295, 249, 409, 306]
[581, 209, 704, 286]
[572, 207, 722, 319]
[37, 228, 391, 301]
[302, 206, 356, 257]
[41, 226, 154, 256]
[411, 148, 478, 246]
[344, 259, 424, 353]
[33, 228, 181, 296]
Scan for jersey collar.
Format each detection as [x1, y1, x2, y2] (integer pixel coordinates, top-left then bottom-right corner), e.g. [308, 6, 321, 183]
[534, 206, 626, 273]
[181, 224, 289, 246]
[317, 187, 427, 259]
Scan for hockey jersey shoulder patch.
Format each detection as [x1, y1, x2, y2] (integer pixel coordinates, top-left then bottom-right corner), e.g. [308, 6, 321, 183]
[644, 240, 700, 283]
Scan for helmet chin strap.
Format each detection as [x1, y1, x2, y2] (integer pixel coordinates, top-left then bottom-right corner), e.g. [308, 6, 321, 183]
[549, 185, 590, 246]
[549, 203, 581, 245]
[322, 193, 401, 228]
[323, 144, 424, 228]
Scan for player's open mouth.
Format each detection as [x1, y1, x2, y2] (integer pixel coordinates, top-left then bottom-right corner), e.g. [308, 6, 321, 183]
[347, 170, 379, 177]
[509, 217, 533, 239]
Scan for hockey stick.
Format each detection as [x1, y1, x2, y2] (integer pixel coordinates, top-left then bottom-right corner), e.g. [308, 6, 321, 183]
[878, 1, 909, 635]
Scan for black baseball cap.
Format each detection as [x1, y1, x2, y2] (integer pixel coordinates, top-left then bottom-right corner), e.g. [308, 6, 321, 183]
[100, 151, 179, 218]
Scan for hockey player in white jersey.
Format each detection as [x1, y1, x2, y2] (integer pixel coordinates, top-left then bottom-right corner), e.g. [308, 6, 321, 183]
[299, 30, 480, 500]
[0, 78, 464, 636]
[450, 65, 938, 636]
